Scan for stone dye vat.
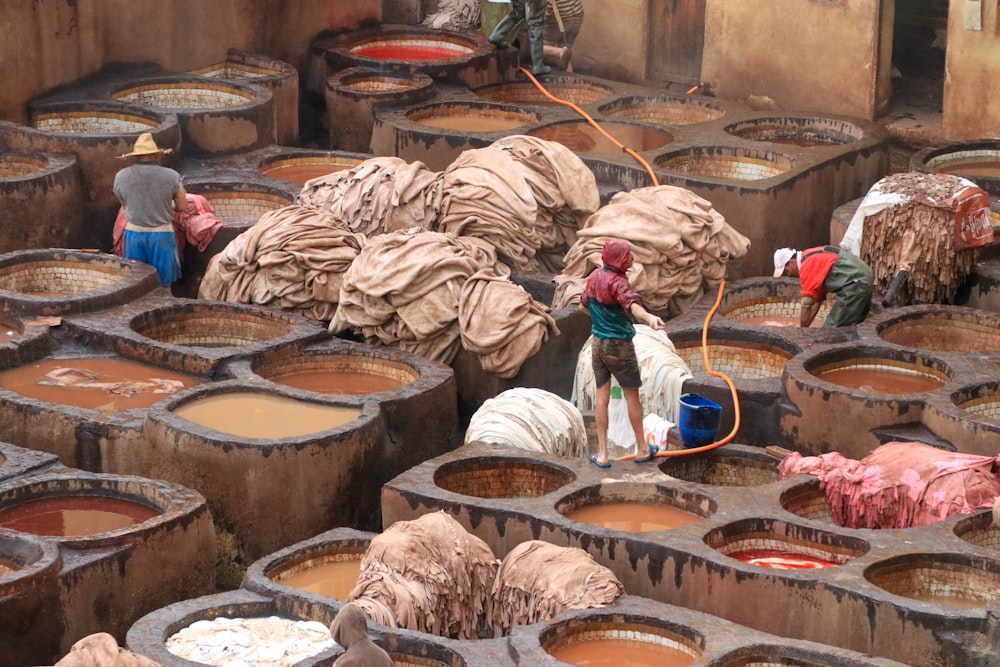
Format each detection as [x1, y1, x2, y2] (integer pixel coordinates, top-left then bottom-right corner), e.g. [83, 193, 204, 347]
[112, 76, 274, 156]
[864, 552, 1000, 610]
[258, 149, 366, 185]
[0, 249, 161, 318]
[0, 531, 65, 667]
[658, 444, 782, 487]
[599, 93, 726, 126]
[875, 305, 1000, 353]
[321, 24, 515, 91]
[538, 612, 703, 666]
[0, 441, 60, 483]
[473, 74, 617, 106]
[141, 381, 382, 564]
[711, 278, 836, 330]
[382, 441, 996, 665]
[0, 471, 215, 665]
[371, 101, 542, 171]
[188, 49, 300, 145]
[0, 100, 180, 233]
[434, 456, 575, 499]
[67, 297, 328, 376]
[0, 151, 87, 252]
[556, 482, 709, 533]
[912, 139, 1000, 197]
[725, 116, 866, 147]
[656, 145, 796, 182]
[781, 344, 955, 459]
[326, 68, 437, 153]
[527, 119, 674, 155]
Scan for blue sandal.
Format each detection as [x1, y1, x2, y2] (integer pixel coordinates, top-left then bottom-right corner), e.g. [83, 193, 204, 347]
[589, 453, 612, 468]
[634, 444, 660, 463]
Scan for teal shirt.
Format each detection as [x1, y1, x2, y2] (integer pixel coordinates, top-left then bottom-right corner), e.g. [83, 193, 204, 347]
[589, 300, 635, 340]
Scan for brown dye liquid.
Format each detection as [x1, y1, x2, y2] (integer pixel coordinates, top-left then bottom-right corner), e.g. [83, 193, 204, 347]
[0, 358, 202, 411]
[174, 392, 361, 438]
[565, 502, 701, 532]
[272, 370, 405, 395]
[263, 164, 352, 184]
[530, 122, 672, 153]
[940, 161, 1000, 179]
[739, 314, 822, 327]
[816, 367, 944, 393]
[416, 115, 528, 132]
[549, 638, 695, 667]
[907, 592, 988, 610]
[278, 560, 361, 600]
[760, 136, 838, 147]
[0, 496, 159, 536]
[0, 327, 20, 344]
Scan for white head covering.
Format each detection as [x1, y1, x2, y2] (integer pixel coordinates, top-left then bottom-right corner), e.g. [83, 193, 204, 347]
[772, 248, 797, 278]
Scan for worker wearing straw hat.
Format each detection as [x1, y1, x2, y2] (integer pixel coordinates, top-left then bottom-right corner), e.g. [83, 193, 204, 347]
[113, 133, 188, 287]
[773, 245, 874, 327]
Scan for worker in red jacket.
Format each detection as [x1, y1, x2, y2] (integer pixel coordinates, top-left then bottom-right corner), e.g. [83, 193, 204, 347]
[773, 245, 874, 327]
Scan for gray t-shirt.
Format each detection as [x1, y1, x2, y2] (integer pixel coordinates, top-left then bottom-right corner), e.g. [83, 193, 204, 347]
[113, 161, 182, 228]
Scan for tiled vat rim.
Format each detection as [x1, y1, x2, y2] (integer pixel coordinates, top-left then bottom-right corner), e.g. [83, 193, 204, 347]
[189, 62, 276, 79]
[869, 558, 1000, 602]
[407, 103, 539, 122]
[347, 37, 475, 54]
[658, 151, 792, 181]
[676, 340, 792, 378]
[33, 111, 156, 134]
[544, 619, 700, 658]
[0, 154, 48, 177]
[725, 117, 867, 141]
[599, 96, 726, 125]
[133, 309, 298, 346]
[258, 354, 421, 384]
[434, 458, 574, 498]
[338, 75, 429, 93]
[721, 296, 832, 320]
[475, 80, 615, 106]
[261, 155, 365, 169]
[198, 191, 291, 225]
[659, 453, 781, 487]
[955, 514, 1000, 551]
[0, 259, 126, 292]
[114, 82, 257, 109]
[927, 148, 1000, 167]
[954, 393, 1000, 419]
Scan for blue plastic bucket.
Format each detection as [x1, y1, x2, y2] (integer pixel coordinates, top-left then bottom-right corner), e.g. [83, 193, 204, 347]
[677, 393, 722, 448]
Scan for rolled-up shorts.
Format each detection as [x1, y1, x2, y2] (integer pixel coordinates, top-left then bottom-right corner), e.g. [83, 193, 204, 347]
[591, 337, 641, 388]
[123, 229, 181, 287]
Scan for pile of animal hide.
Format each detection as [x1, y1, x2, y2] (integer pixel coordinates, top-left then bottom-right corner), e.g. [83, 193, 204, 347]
[50, 633, 159, 667]
[421, 0, 481, 31]
[840, 172, 993, 305]
[465, 387, 588, 457]
[437, 138, 600, 272]
[572, 325, 693, 422]
[553, 185, 751, 316]
[296, 157, 444, 236]
[331, 228, 559, 373]
[198, 205, 367, 322]
[490, 540, 624, 637]
[348, 511, 498, 639]
[777, 441, 1000, 529]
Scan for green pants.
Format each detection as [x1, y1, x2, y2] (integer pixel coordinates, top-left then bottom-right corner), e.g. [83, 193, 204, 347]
[823, 251, 874, 327]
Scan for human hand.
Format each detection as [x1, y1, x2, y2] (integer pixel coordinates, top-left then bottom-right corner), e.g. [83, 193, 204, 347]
[646, 314, 665, 330]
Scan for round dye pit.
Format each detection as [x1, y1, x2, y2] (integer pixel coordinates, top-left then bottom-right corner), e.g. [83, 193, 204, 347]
[258, 152, 364, 185]
[183, 181, 294, 228]
[950, 382, 1000, 423]
[954, 512, 1000, 553]
[252, 351, 418, 395]
[332, 29, 477, 65]
[0, 153, 48, 179]
[704, 519, 868, 571]
[172, 391, 361, 439]
[269, 551, 363, 601]
[112, 78, 260, 110]
[0, 495, 158, 537]
[0, 249, 160, 315]
[28, 103, 163, 135]
[657, 445, 781, 486]
[0, 532, 60, 588]
[724, 116, 865, 146]
[864, 554, 1000, 610]
[434, 457, 575, 498]
[715, 647, 875, 667]
[780, 480, 837, 525]
[542, 616, 703, 667]
[656, 147, 794, 181]
[674, 336, 795, 380]
[129, 303, 300, 348]
[556, 484, 712, 533]
[598, 94, 725, 125]
[876, 306, 1000, 353]
[717, 281, 832, 327]
[474, 76, 616, 106]
[528, 120, 673, 154]
[809, 357, 949, 394]
[0, 356, 201, 412]
[406, 102, 540, 133]
[917, 141, 1000, 195]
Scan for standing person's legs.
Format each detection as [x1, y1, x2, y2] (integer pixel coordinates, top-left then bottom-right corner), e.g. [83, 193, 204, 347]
[824, 280, 873, 327]
[489, 0, 526, 48]
[591, 337, 613, 467]
[124, 229, 180, 287]
[524, 0, 552, 74]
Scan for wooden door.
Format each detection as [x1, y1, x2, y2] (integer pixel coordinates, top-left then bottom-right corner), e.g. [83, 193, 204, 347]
[646, 0, 706, 84]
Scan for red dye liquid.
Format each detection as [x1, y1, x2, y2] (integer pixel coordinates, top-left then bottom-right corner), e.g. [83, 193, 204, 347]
[816, 367, 944, 394]
[0, 496, 159, 536]
[548, 638, 695, 667]
[272, 370, 405, 395]
[353, 45, 466, 61]
[729, 548, 840, 570]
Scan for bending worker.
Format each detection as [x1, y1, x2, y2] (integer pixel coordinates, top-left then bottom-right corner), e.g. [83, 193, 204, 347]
[773, 245, 874, 327]
[113, 133, 188, 287]
[579, 240, 665, 468]
[489, 0, 552, 75]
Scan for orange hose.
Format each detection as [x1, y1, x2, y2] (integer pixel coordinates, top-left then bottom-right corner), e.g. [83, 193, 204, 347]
[615, 279, 741, 459]
[519, 68, 660, 187]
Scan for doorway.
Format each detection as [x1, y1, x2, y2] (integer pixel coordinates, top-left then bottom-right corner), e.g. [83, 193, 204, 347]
[646, 0, 706, 89]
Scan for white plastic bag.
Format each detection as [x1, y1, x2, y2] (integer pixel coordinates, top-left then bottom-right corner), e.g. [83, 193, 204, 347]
[606, 383, 634, 450]
[643, 414, 674, 451]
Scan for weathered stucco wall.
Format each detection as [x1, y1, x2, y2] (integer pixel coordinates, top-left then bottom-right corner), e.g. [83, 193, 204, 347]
[0, 0, 380, 123]
[943, 2, 1000, 139]
[701, 0, 882, 119]
[572, 0, 648, 83]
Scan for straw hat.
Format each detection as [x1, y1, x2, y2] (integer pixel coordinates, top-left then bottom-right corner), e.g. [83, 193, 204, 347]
[118, 133, 172, 159]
